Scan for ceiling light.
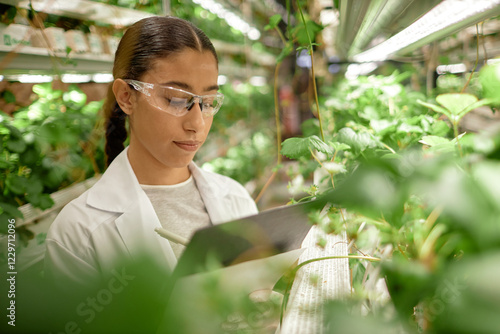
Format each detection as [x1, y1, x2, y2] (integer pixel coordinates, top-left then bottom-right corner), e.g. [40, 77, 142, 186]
[353, 0, 500, 62]
[92, 73, 114, 83]
[436, 63, 467, 75]
[16, 75, 53, 83]
[345, 62, 378, 79]
[61, 74, 92, 83]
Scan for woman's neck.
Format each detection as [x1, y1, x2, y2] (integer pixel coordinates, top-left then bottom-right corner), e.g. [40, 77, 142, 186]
[126, 144, 191, 186]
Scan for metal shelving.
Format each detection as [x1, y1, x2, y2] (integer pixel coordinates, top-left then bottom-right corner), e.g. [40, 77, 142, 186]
[0, 44, 114, 75]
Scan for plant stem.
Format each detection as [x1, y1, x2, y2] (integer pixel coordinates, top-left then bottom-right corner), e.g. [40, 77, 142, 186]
[309, 148, 323, 167]
[294, 255, 380, 273]
[453, 123, 463, 158]
[255, 62, 283, 203]
[310, 148, 335, 188]
[461, 24, 480, 93]
[275, 26, 287, 45]
[296, 0, 325, 142]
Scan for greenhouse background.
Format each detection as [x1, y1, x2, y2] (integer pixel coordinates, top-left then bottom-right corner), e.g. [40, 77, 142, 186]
[1, 0, 500, 333]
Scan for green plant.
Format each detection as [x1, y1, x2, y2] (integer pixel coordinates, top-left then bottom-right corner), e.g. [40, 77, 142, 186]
[202, 130, 274, 191]
[272, 57, 500, 334]
[0, 83, 105, 234]
[417, 93, 496, 156]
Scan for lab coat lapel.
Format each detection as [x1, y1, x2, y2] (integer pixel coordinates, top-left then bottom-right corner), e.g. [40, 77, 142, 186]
[189, 162, 230, 225]
[87, 147, 177, 270]
[114, 197, 178, 270]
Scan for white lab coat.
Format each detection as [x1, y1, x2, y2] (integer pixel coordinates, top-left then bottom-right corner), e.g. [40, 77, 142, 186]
[44, 147, 258, 288]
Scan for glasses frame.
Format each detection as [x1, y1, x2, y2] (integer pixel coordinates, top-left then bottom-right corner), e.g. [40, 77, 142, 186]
[123, 79, 224, 117]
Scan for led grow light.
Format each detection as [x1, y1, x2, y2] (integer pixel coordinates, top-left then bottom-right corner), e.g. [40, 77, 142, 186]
[16, 74, 53, 83]
[61, 74, 92, 83]
[436, 63, 467, 75]
[353, 0, 500, 63]
[92, 73, 114, 83]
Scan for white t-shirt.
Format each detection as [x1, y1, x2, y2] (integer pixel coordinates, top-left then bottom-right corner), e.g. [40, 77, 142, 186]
[141, 175, 211, 258]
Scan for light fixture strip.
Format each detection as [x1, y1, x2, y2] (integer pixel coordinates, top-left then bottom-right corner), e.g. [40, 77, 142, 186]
[353, 0, 500, 62]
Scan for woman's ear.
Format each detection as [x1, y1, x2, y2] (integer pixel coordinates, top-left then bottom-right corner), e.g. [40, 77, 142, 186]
[113, 79, 135, 115]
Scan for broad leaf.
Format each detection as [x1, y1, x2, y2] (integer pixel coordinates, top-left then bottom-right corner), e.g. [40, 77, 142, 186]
[264, 14, 282, 31]
[322, 162, 346, 175]
[6, 174, 28, 195]
[417, 99, 451, 118]
[337, 128, 379, 153]
[6, 138, 26, 153]
[277, 42, 294, 63]
[328, 141, 351, 152]
[3, 90, 16, 104]
[281, 135, 333, 159]
[420, 136, 450, 147]
[397, 123, 423, 134]
[436, 93, 477, 116]
[457, 98, 497, 118]
[479, 63, 500, 102]
[0, 202, 22, 218]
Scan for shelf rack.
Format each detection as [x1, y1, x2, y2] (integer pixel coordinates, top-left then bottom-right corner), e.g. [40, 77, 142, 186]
[0, 1, 275, 79]
[0, 44, 114, 75]
[0, 0, 155, 26]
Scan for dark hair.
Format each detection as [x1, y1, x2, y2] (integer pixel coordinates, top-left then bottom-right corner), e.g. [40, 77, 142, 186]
[103, 16, 218, 166]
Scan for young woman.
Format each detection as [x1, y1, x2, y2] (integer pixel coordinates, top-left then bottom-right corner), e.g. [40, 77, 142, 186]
[44, 16, 258, 288]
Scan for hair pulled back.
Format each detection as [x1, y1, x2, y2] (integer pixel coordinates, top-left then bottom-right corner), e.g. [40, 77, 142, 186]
[103, 16, 218, 166]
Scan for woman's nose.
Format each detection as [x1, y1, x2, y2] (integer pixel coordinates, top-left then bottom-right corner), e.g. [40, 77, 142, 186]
[183, 99, 205, 132]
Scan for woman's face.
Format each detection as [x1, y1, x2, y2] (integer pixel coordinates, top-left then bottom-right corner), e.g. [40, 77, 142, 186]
[126, 49, 219, 174]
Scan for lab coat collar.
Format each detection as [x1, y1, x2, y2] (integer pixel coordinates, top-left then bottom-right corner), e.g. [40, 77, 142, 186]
[86, 147, 140, 213]
[86, 147, 230, 220]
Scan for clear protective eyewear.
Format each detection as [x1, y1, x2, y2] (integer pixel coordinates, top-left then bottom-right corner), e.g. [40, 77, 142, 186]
[124, 79, 224, 117]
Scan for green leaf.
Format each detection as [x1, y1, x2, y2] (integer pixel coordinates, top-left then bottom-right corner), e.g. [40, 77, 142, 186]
[63, 86, 87, 109]
[264, 14, 282, 31]
[0, 202, 23, 218]
[19, 146, 41, 165]
[5, 123, 23, 139]
[472, 161, 500, 209]
[337, 128, 379, 153]
[6, 138, 26, 153]
[328, 141, 351, 152]
[25, 178, 43, 195]
[436, 93, 478, 116]
[6, 6, 17, 21]
[277, 42, 294, 63]
[479, 63, 500, 102]
[397, 123, 423, 134]
[3, 90, 16, 104]
[417, 99, 451, 118]
[457, 98, 497, 118]
[420, 136, 450, 147]
[5, 174, 28, 195]
[370, 119, 397, 135]
[322, 162, 347, 175]
[281, 135, 333, 159]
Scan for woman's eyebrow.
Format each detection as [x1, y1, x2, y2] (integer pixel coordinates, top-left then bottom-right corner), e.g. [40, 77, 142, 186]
[161, 81, 219, 92]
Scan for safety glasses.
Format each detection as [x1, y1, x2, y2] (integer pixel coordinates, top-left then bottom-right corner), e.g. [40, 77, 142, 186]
[124, 79, 224, 117]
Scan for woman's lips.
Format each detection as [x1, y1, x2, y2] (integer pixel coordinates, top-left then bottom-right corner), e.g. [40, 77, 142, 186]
[174, 141, 201, 152]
